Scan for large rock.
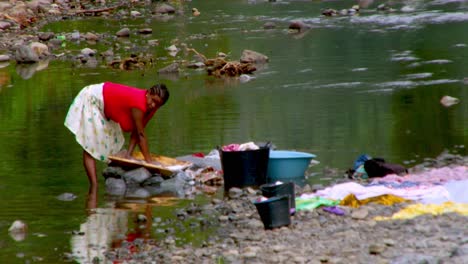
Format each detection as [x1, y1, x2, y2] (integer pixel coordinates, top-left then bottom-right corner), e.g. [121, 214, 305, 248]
[30, 42, 49, 59]
[116, 28, 130, 37]
[154, 4, 176, 14]
[84, 32, 99, 41]
[0, 2, 13, 12]
[123, 167, 152, 184]
[0, 55, 10, 62]
[15, 45, 39, 63]
[289, 20, 311, 32]
[0, 21, 12, 30]
[38, 32, 55, 41]
[105, 177, 126, 196]
[240, 50, 269, 64]
[158, 62, 179, 73]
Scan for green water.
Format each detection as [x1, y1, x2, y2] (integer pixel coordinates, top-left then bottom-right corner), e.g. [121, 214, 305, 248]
[0, 0, 467, 262]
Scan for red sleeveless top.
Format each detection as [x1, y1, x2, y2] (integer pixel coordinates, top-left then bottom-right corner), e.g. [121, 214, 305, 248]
[103, 82, 155, 132]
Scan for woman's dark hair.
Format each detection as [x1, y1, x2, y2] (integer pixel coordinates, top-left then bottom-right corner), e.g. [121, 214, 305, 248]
[148, 83, 169, 105]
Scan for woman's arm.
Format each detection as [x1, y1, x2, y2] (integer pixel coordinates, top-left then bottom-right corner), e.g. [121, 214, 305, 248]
[126, 130, 138, 158]
[131, 108, 152, 163]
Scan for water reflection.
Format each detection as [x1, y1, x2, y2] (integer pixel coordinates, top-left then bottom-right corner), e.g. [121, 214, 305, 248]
[0, 70, 11, 90]
[70, 187, 129, 263]
[15, 60, 50, 80]
[70, 186, 183, 263]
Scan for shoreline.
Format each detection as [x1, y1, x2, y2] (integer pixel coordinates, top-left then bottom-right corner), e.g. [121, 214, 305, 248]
[97, 153, 468, 263]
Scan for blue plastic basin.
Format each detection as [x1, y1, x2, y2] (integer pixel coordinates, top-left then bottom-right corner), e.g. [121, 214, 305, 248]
[267, 150, 316, 182]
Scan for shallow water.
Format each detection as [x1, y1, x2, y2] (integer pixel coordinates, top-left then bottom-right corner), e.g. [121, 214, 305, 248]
[0, 0, 467, 262]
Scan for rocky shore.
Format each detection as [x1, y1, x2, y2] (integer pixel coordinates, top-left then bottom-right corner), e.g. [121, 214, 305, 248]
[95, 152, 468, 264]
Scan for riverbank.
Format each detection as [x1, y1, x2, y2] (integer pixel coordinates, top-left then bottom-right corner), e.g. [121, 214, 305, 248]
[99, 152, 468, 264]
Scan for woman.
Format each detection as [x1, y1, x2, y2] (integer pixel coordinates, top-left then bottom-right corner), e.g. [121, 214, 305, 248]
[65, 82, 169, 186]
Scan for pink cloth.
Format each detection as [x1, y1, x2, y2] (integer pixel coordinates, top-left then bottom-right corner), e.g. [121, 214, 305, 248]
[222, 144, 240, 151]
[371, 166, 468, 185]
[309, 182, 450, 202]
[301, 166, 468, 204]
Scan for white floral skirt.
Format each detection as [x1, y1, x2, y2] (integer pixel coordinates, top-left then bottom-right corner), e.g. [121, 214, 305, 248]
[64, 83, 124, 163]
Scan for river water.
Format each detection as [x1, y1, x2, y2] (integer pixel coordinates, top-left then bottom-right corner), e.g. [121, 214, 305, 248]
[0, 0, 467, 262]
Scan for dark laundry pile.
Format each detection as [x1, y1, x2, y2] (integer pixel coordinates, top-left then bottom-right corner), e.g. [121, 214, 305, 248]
[346, 154, 408, 180]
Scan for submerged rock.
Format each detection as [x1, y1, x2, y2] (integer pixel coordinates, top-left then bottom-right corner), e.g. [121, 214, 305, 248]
[56, 192, 77, 201]
[158, 62, 179, 73]
[440, 95, 460, 107]
[9, 220, 27, 241]
[154, 3, 175, 14]
[240, 49, 269, 64]
[289, 20, 311, 32]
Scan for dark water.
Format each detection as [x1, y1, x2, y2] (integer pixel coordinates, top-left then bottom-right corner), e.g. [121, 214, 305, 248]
[0, 0, 467, 262]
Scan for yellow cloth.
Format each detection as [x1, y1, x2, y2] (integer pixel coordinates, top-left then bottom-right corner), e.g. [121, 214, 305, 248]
[375, 202, 468, 221]
[339, 194, 409, 208]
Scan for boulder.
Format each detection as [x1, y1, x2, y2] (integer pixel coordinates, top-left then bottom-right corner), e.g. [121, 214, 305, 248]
[0, 21, 12, 30]
[15, 45, 39, 63]
[240, 50, 269, 64]
[289, 20, 311, 32]
[158, 62, 179, 73]
[154, 3, 176, 14]
[84, 32, 99, 41]
[38, 32, 55, 41]
[0, 55, 10, 62]
[30, 42, 49, 59]
[116, 28, 130, 37]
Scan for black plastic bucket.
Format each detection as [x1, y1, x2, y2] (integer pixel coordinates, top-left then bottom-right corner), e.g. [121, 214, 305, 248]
[260, 182, 296, 215]
[219, 147, 270, 190]
[253, 195, 291, 230]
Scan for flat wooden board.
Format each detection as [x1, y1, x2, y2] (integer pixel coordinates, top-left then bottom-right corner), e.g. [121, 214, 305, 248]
[108, 151, 192, 177]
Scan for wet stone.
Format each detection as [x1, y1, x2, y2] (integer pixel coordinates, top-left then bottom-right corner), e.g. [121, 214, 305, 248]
[116, 28, 130, 37]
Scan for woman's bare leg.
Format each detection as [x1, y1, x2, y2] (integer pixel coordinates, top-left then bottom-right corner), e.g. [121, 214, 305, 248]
[83, 150, 98, 186]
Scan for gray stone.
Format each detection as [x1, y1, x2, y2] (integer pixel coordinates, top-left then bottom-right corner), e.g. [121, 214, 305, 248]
[351, 208, 369, 219]
[154, 3, 175, 14]
[142, 175, 164, 186]
[38, 32, 55, 41]
[263, 22, 276, 29]
[240, 49, 269, 64]
[81, 48, 96, 57]
[453, 243, 468, 256]
[228, 187, 243, 199]
[56, 192, 77, 201]
[84, 32, 99, 41]
[103, 166, 126, 179]
[105, 177, 126, 196]
[123, 167, 152, 184]
[0, 21, 12, 30]
[391, 253, 439, 264]
[125, 188, 151, 199]
[116, 28, 130, 37]
[158, 62, 179, 73]
[15, 45, 39, 63]
[138, 28, 152, 34]
[0, 55, 10, 62]
[289, 20, 311, 32]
